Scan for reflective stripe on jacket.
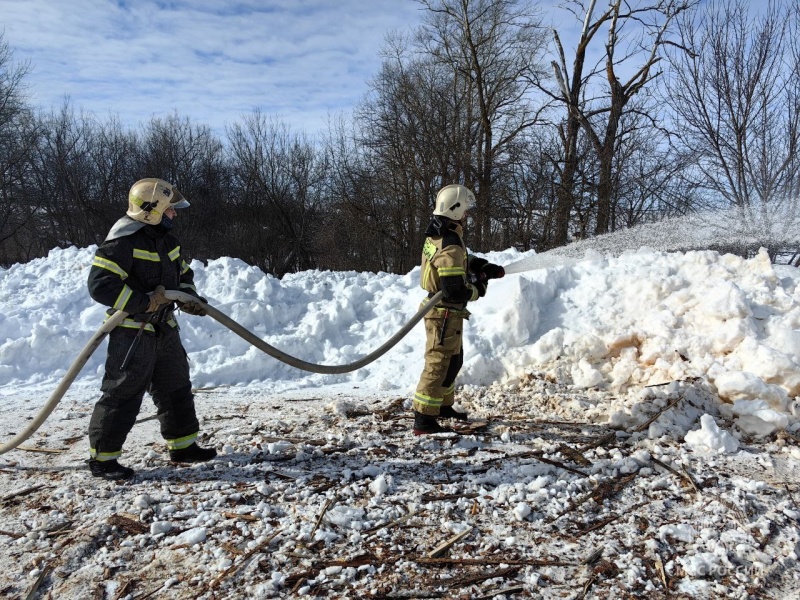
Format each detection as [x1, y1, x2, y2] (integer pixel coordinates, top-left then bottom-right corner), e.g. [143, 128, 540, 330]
[419, 220, 477, 310]
[88, 224, 199, 321]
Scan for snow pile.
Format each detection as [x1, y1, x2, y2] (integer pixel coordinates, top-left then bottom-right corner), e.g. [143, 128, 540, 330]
[1, 244, 799, 434]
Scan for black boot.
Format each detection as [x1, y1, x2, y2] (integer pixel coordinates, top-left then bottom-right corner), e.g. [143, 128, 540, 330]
[439, 405, 469, 421]
[169, 443, 217, 463]
[413, 411, 455, 435]
[88, 458, 135, 480]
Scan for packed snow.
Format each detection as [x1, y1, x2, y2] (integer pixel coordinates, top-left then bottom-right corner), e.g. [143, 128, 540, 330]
[1, 234, 800, 598]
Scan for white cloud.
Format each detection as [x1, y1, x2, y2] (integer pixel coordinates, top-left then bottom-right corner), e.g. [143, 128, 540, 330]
[3, 0, 423, 134]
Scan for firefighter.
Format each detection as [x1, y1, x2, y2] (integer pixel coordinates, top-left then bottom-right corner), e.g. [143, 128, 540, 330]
[412, 184, 503, 434]
[86, 178, 216, 479]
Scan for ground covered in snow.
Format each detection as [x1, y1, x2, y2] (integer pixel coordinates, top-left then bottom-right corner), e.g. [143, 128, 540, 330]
[3, 226, 800, 598]
[2, 375, 799, 599]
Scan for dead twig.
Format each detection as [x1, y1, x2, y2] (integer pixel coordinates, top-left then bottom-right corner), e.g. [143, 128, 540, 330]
[112, 579, 136, 600]
[451, 566, 520, 587]
[133, 583, 164, 599]
[108, 514, 148, 535]
[474, 584, 525, 599]
[487, 450, 589, 477]
[576, 515, 620, 537]
[23, 563, 52, 600]
[680, 464, 701, 494]
[0, 529, 24, 538]
[654, 554, 668, 591]
[651, 456, 684, 479]
[364, 511, 414, 534]
[134, 415, 158, 424]
[550, 473, 638, 522]
[221, 511, 260, 522]
[418, 557, 576, 567]
[206, 529, 282, 592]
[427, 527, 473, 558]
[17, 446, 63, 454]
[581, 547, 604, 565]
[310, 497, 335, 537]
[577, 573, 598, 599]
[632, 395, 684, 433]
[420, 492, 478, 502]
[2, 484, 48, 503]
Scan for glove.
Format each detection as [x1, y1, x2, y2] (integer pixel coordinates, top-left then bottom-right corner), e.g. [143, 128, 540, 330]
[179, 300, 207, 316]
[178, 290, 208, 316]
[481, 263, 505, 280]
[146, 285, 170, 312]
[468, 256, 489, 275]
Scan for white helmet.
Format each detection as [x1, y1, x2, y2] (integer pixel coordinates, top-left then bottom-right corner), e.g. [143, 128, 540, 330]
[127, 178, 190, 225]
[433, 184, 476, 221]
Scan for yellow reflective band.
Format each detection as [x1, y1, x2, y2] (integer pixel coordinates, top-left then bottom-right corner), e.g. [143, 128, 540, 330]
[90, 448, 122, 461]
[179, 283, 197, 293]
[168, 247, 181, 261]
[132, 248, 160, 262]
[439, 267, 466, 277]
[113, 285, 133, 311]
[118, 318, 155, 332]
[166, 432, 198, 450]
[180, 260, 190, 274]
[92, 256, 128, 279]
[413, 392, 443, 408]
[444, 383, 455, 395]
[421, 264, 433, 289]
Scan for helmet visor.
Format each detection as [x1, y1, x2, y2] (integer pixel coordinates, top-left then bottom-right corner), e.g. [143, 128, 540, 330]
[170, 187, 190, 209]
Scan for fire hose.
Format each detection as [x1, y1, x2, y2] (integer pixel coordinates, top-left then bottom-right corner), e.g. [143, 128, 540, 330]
[0, 290, 444, 455]
[1, 262, 506, 456]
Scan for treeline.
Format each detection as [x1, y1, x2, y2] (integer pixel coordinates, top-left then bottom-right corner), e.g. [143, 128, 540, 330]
[2, 0, 799, 275]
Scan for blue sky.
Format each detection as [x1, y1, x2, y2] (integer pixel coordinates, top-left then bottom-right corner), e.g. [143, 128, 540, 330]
[6, 1, 756, 137]
[3, 0, 425, 135]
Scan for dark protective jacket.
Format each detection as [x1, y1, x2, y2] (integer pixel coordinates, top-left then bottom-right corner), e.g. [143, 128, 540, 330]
[87, 224, 200, 330]
[419, 216, 479, 311]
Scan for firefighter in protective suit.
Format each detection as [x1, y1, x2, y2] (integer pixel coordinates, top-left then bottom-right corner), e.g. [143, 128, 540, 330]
[86, 178, 216, 479]
[413, 184, 503, 434]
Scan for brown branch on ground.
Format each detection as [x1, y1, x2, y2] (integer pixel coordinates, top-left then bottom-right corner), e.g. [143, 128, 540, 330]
[17, 446, 63, 454]
[310, 496, 335, 538]
[418, 557, 576, 567]
[2, 484, 48, 503]
[632, 395, 685, 433]
[107, 514, 148, 535]
[427, 527, 473, 559]
[549, 472, 638, 523]
[205, 529, 282, 593]
[447, 565, 521, 586]
[475, 585, 525, 599]
[23, 563, 52, 600]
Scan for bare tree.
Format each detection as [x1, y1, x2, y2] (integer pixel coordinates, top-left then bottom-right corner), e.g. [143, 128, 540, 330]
[227, 111, 325, 275]
[353, 32, 469, 272]
[29, 103, 102, 251]
[542, 0, 697, 243]
[0, 33, 40, 265]
[415, 0, 549, 249]
[135, 113, 227, 259]
[665, 0, 800, 254]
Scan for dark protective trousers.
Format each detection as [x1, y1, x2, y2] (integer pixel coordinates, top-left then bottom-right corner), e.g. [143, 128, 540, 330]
[88, 323, 199, 458]
[413, 312, 465, 416]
